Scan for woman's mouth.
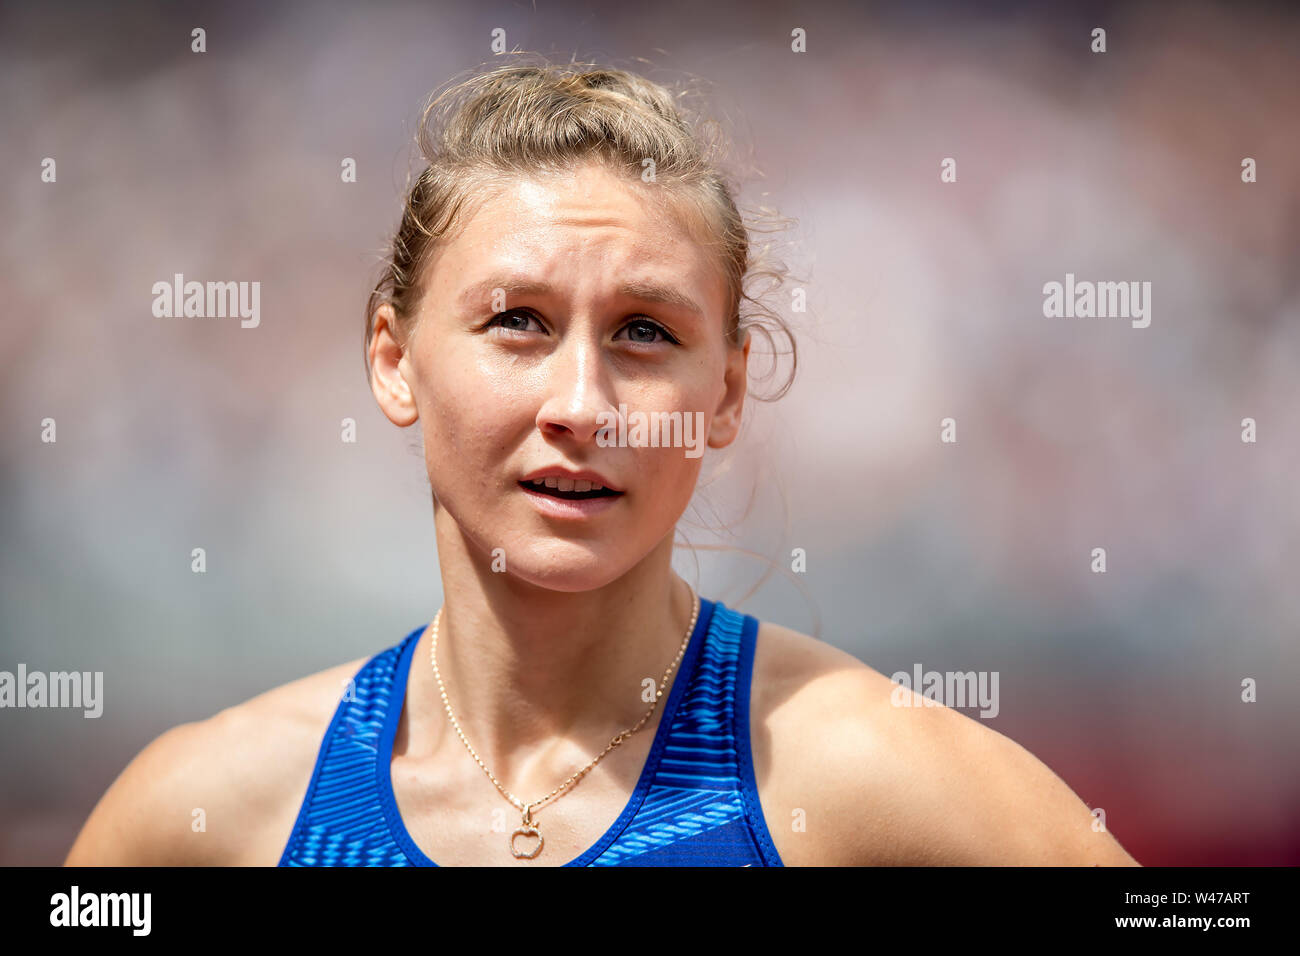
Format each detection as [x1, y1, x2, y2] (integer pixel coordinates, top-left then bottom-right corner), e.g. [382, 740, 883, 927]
[518, 477, 623, 500]
[517, 477, 625, 520]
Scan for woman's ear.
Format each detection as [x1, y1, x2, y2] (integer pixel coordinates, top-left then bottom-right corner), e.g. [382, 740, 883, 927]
[369, 303, 419, 427]
[708, 329, 750, 449]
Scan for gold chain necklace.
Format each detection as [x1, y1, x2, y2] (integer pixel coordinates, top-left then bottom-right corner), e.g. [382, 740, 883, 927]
[429, 585, 699, 860]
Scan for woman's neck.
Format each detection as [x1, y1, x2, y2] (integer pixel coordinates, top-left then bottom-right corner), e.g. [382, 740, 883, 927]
[410, 516, 697, 789]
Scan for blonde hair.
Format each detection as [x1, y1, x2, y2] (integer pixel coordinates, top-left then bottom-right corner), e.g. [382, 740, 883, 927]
[363, 53, 797, 400]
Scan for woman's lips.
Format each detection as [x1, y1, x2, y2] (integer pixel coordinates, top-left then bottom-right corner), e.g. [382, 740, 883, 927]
[519, 472, 623, 493]
[518, 480, 624, 519]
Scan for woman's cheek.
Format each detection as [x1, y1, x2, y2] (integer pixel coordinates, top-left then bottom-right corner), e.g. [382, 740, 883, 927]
[426, 354, 496, 439]
[639, 446, 700, 506]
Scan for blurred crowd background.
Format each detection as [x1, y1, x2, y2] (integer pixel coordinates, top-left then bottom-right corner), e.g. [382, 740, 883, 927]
[2, 0, 1297, 864]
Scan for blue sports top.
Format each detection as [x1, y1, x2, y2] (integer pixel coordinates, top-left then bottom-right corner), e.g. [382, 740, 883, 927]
[278, 597, 785, 866]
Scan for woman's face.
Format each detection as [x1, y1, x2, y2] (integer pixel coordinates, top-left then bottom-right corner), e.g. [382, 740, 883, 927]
[371, 161, 749, 591]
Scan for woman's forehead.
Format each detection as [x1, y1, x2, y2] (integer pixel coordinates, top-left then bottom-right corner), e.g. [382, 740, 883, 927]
[464, 164, 699, 241]
[430, 167, 725, 308]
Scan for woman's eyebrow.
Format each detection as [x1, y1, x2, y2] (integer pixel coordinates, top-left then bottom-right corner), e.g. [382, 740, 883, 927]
[457, 275, 703, 316]
[458, 276, 552, 311]
[617, 280, 704, 316]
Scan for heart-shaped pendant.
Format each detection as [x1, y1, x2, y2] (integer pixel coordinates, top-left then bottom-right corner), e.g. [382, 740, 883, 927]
[510, 825, 544, 859]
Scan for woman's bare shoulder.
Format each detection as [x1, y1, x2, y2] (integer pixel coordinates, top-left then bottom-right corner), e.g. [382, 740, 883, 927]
[65, 651, 372, 866]
[751, 621, 1141, 866]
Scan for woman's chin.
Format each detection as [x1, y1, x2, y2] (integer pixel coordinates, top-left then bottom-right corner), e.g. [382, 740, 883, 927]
[498, 549, 635, 593]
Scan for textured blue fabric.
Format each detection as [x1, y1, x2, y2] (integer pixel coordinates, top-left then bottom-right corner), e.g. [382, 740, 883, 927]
[278, 597, 784, 866]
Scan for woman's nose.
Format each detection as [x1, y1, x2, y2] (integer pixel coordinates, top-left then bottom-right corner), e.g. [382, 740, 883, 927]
[534, 337, 617, 443]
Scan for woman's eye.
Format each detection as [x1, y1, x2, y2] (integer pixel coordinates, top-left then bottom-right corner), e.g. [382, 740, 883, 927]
[616, 318, 679, 345]
[488, 310, 545, 334]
